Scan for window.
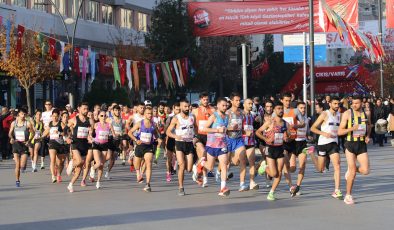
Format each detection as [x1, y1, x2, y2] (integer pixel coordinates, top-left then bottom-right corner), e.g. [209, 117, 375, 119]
[138, 12, 147, 32]
[11, 0, 26, 7]
[52, 0, 66, 15]
[71, 0, 83, 18]
[120, 8, 133, 28]
[86, 1, 99, 22]
[32, 0, 46, 11]
[101, 4, 113, 25]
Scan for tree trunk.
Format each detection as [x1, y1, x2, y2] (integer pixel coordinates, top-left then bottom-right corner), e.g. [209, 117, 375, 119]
[25, 87, 32, 115]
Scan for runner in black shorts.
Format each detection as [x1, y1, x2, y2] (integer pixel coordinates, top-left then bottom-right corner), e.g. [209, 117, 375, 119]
[164, 103, 180, 182]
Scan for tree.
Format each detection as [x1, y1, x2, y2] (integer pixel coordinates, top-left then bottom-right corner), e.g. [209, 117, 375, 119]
[0, 23, 58, 114]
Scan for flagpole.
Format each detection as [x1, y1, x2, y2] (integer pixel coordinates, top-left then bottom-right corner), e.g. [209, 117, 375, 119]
[378, 0, 384, 97]
[309, 0, 315, 116]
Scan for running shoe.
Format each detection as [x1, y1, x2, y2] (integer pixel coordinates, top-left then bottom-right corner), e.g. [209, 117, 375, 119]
[57, 175, 62, 183]
[239, 184, 249, 192]
[196, 157, 206, 175]
[227, 172, 234, 180]
[302, 146, 315, 155]
[144, 184, 151, 192]
[331, 190, 343, 200]
[90, 166, 95, 178]
[40, 162, 45, 170]
[207, 171, 214, 177]
[166, 172, 172, 182]
[178, 188, 185, 196]
[192, 164, 198, 182]
[16, 181, 20, 188]
[258, 161, 267, 175]
[52, 176, 57, 183]
[122, 159, 126, 166]
[218, 187, 230, 197]
[67, 183, 74, 193]
[96, 181, 101, 189]
[290, 185, 297, 197]
[202, 177, 208, 188]
[344, 195, 355, 205]
[33, 168, 38, 173]
[137, 176, 144, 183]
[267, 191, 276, 201]
[66, 160, 73, 176]
[291, 186, 300, 197]
[80, 180, 86, 187]
[250, 182, 259, 190]
[105, 171, 111, 180]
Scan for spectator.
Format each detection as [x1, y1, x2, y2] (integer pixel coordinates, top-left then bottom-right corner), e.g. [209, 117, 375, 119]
[1, 108, 14, 160]
[373, 98, 386, 147]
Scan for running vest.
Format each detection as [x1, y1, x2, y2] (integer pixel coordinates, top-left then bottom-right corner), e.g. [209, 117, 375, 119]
[94, 122, 110, 144]
[265, 120, 287, 147]
[296, 115, 309, 141]
[31, 120, 43, 144]
[283, 108, 298, 139]
[137, 120, 155, 145]
[175, 114, 195, 142]
[196, 106, 213, 135]
[111, 117, 123, 138]
[49, 121, 64, 144]
[242, 112, 255, 146]
[73, 116, 90, 141]
[206, 112, 229, 149]
[157, 111, 167, 134]
[226, 109, 243, 139]
[347, 109, 367, 142]
[14, 120, 29, 142]
[318, 110, 340, 145]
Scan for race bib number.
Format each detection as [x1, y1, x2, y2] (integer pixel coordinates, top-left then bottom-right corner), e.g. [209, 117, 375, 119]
[230, 119, 242, 130]
[77, 127, 89, 139]
[297, 128, 307, 138]
[198, 120, 207, 131]
[273, 133, 284, 145]
[113, 126, 122, 136]
[140, 132, 152, 144]
[244, 125, 253, 131]
[15, 131, 25, 142]
[283, 117, 294, 125]
[49, 127, 60, 140]
[34, 130, 41, 139]
[353, 124, 366, 137]
[330, 126, 339, 137]
[98, 131, 109, 141]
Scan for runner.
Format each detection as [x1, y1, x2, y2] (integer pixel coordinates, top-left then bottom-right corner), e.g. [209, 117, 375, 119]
[128, 107, 161, 192]
[40, 100, 54, 169]
[192, 92, 214, 187]
[42, 109, 66, 183]
[198, 97, 230, 197]
[8, 108, 34, 187]
[105, 104, 123, 179]
[225, 92, 247, 192]
[166, 99, 197, 196]
[29, 109, 43, 172]
[255, 101, 289, 201]
[126, 102, 145, 174]
[154, 102, 167, 164]
[60, 111, 71, 174]
[164, 103, 180, 182]
[66, 102, 93, 193]
[310, 96, 343, 200]
[242, 98, 259, 190]
[338, 95, 371, 205]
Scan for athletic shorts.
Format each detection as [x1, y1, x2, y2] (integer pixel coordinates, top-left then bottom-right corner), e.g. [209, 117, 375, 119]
[266, 146, 285, 159]
[226, 137, 245, 153]
[245, 145, 255, 150]
[108, 138, 120, 152]
[283, 140, 296, 154]
[295, 140, 307, 156]
[122, 134, 130, 141]
[64, 144, 70, 155]
[344, 141, 367, 156]
[48, 141, 66, 154]
[206, 146, 227, 157]
[12, 142, 29, 155]
[135, 144, 154, 158]
[175, 141, 194, 155]
[317, 142, 339, 156]
[92, 142, 109, 152]
[196, 134, 207, 146]
[166, 137, 175, 152]
[159, 133, 166, 140]
[71, 140, 90, 156]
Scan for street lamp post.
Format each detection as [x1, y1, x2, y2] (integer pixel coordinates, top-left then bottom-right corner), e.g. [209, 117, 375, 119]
[378, 0, 384, 97]
[35, 0, 85, 109]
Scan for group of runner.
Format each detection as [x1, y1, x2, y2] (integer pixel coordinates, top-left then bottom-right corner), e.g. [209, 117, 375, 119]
[6, 92, 371, 205]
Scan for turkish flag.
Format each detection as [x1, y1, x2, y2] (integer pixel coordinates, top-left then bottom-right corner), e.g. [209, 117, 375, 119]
[16, 25, 24, 57]
[48, 37, 57, 60]
[155, 64, 162, 80]
[387, 0, 394, 28]
[73, 47, 81, 76]
[119, 58, 126, 86]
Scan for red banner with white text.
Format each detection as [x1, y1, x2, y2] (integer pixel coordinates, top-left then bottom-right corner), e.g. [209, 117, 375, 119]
[387, 0, 394, 29]
[188, 0, 358, 37]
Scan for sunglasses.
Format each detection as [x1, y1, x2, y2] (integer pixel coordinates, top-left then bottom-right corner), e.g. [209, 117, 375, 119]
[100, 115, 106, 117]
[45, 104, 52, 106]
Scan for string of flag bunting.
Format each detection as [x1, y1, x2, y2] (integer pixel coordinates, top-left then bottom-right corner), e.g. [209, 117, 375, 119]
[0, 17, 196, 91]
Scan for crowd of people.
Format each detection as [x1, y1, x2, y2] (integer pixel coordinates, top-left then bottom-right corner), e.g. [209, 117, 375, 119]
[1, 92, 393, 205]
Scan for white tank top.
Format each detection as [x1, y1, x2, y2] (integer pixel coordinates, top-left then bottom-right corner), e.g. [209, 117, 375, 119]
[175, 114, 195, 142]
[295, 115, 309, 141]
[318, 110, 340, 145]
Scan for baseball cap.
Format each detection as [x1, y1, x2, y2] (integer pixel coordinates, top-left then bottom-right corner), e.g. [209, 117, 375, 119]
[144, 100, 152, 106]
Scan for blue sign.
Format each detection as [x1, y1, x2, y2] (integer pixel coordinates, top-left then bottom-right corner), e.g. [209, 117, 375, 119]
[284, 45, 327, 63]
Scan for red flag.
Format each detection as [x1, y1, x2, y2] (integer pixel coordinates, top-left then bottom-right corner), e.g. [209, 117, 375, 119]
[73, 47, 81, 76]
[119, 58, 126, 86]
[180, 58, 188, 84]
[48, 37, 57, 60]
[16, 25, 24, 57]
[387, 0, 394, 29]
[168, 62, 177, 84]
[155, 64, 162, 81]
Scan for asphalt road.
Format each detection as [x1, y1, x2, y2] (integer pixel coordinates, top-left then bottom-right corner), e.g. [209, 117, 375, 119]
[0, 143, 393, 230]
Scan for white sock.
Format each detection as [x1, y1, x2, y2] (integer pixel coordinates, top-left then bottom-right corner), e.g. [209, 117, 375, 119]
[240, 181, 245, 187]
[270, 189, 274, 193]
[220, 181, 226, 190]
[203, 176, 208, 183]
